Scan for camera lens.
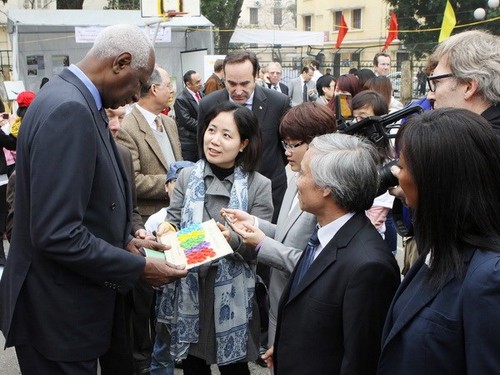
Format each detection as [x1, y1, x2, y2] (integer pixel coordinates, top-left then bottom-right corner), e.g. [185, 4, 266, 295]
[377, 159, 399, 196]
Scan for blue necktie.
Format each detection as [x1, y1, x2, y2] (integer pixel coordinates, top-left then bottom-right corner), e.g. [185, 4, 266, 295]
[290, 227, 319, 294]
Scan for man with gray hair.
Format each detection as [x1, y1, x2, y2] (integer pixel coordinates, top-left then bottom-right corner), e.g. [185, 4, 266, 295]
[264, 133, 400, 374]
[0, 24, 187, 374]
[117, 66, 183, 221]
[267, 62, 289, 95]
[426, 30, 500, 134]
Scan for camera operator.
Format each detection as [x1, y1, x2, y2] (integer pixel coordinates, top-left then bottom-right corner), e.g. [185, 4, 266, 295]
[352, 91, 398, 254]
[386, 30, 500, 272]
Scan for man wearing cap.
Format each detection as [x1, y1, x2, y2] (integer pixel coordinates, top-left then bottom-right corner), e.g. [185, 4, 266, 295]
[117, 66, 183, 222]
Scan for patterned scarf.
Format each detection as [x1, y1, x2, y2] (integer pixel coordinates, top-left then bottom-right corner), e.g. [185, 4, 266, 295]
[157, 159, 255, 365]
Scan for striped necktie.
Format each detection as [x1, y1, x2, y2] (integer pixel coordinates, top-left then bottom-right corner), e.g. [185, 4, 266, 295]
[154, 116, 163, 132]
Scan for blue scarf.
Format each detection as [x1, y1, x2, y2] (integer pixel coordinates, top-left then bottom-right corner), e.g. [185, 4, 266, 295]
[157, 159, 255, 365]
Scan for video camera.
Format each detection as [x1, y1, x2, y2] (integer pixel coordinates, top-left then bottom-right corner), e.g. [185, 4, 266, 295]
[337, 105, 424, 147]
[338, 105, 424, 236]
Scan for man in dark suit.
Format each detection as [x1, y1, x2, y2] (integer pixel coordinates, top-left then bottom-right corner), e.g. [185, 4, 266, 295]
[174, 69, 203, 162]
[266, 62, 289, 96]
[264, 133, 400, 375]
[198, 51, 290, 223]
[0, 24, 187, 375]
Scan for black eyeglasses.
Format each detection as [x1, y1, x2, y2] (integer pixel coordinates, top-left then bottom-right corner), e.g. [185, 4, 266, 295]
[427, 73, 455, 92]
[281, 140, 305, 151]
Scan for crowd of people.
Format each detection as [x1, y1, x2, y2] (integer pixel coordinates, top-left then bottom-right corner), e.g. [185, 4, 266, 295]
[0, 23, 499, 375]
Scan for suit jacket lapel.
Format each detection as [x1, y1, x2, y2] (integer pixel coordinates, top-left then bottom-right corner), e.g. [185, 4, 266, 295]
[132, 107, 169, 170]
[252, 85, 267, 127]
[275, 176, 301, 242]
[381, 255, 454, 350]
[60, 70, 127, 201]
[161, 115, 182, 161]
[184, 88, 199, 109]
[285, 213, 368, 302]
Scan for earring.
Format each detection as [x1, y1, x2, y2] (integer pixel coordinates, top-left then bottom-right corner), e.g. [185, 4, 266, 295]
[239, 149, 243, 152]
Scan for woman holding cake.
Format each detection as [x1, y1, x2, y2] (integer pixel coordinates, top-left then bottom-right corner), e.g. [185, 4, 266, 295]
[222, 102, 337, 349]
[155, 102, 273, 375]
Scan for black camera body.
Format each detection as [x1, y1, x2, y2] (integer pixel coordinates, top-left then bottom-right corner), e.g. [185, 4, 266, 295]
[338, 105, 424, 237]
[338, 105, 424, 195]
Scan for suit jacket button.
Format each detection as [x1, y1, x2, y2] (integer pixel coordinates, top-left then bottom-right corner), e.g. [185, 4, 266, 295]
[110, 202, 116, 210]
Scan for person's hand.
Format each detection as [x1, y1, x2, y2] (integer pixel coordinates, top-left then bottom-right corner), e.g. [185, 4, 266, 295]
[221, 208, 255, 231]
[262, 346, 274, 369]
[142, 258, 187, 287]
[388, 165, 407, 202]
[216, 222, 231, 241]
[230, 221, 266, 248]
[157, 221, 176, 237]
[135, 228, 156, 241]
[126, 237, 169, 256]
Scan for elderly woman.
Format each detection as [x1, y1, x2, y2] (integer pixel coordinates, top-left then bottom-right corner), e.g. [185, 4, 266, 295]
[156, 102, 273, 375]
[378, 108, 500, 374]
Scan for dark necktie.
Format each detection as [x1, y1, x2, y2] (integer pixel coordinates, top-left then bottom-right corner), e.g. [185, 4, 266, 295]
[303, 81, 308, 103]
[273, 85, 278, 90]
[290, 227, 319, 294]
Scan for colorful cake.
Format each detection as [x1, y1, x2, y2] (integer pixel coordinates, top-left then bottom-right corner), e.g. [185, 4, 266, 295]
[152, 219, 233, 269]
[177, 224, 216, 265]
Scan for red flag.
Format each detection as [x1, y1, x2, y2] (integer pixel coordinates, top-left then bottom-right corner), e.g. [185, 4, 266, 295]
[383, 12, 398, 51]
[335, 14, 349, 49]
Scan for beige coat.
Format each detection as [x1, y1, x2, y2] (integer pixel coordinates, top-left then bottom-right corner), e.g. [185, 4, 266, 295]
[116, 106, 182, 217]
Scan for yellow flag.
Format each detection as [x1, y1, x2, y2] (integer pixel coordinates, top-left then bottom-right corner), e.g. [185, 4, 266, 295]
[438, 0, 457, 42]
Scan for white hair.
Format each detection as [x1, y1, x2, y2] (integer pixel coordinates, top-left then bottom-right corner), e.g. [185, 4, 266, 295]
[90, 24, 153, 70]
[308, 133, 380, 212]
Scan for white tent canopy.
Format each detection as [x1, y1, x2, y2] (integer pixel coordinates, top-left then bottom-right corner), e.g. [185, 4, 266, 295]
[7, 10, 213, 92]
[230, 28, 325, 46]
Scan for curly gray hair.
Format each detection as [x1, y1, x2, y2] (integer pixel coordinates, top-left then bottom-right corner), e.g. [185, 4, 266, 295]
[90, 24, 153, 70]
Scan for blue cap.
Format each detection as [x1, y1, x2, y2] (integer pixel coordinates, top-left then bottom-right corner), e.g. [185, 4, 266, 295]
[166, 161, 195, 183]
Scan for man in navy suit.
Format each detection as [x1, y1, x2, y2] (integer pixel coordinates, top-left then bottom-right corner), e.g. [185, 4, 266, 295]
[174, 69, 203, 162]
[264, 133, 400, 375]
[0, 24, 187, 375]
[198, 51, 289, 223]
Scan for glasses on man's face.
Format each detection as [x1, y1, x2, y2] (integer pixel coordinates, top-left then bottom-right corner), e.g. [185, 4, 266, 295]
[268, 72, 282, 76]
[427, 73, 455, 92]
[281, 140, 305, 151]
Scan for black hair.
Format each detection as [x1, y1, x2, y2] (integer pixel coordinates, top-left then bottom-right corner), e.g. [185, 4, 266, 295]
[398, 108, 500, 288]
[183, 70, 196, 84]
[198, 102, 262, 172]
[316, 75, 335, 97]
